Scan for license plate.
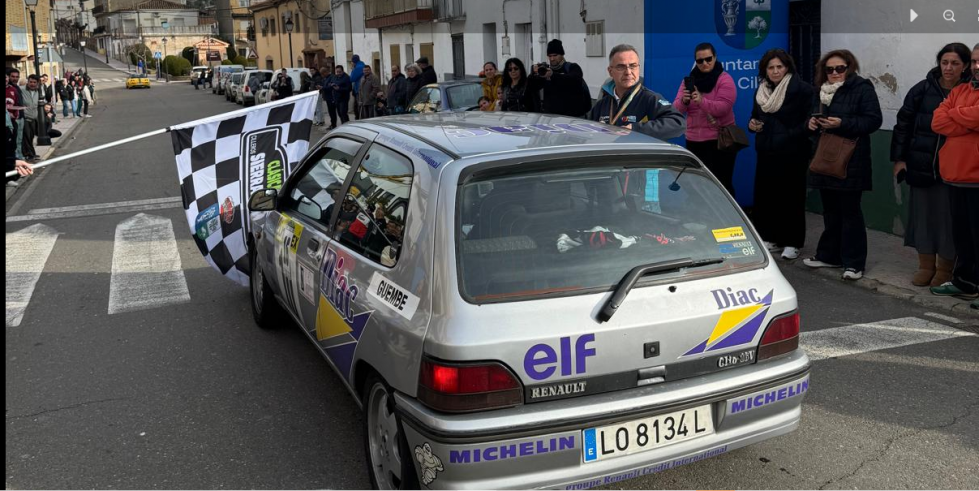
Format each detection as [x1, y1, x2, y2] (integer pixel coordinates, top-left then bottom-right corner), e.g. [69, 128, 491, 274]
[582, 405, 714, 462]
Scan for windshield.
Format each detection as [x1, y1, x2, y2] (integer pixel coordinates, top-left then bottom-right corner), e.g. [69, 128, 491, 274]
[456, 162, 764, 302]
[446, 84, 482, 110]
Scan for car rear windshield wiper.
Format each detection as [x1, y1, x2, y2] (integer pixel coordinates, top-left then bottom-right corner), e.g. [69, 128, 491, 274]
[597, 257, 725, 323]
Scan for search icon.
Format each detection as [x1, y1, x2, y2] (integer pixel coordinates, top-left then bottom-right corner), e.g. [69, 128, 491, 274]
[942, 9, 955, 21]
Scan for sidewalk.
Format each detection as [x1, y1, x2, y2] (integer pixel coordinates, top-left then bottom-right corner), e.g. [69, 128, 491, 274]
[785, 212, 978, 319]
[5, 115, 86, 203]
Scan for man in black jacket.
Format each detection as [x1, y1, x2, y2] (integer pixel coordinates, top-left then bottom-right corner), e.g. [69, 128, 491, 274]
[589, 44, 686, 140]
[383, 64, 408, 115]
[417, 57, 437, 86]
[533, 39, 592, 117]
[329, 65, 352, 125]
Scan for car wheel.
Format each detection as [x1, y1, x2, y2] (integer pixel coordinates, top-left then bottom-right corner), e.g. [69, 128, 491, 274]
[363, 373, 420, 490]
[250, 248, 282, 329]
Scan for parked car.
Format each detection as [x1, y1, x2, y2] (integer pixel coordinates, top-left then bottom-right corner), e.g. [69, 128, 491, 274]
[214, 65, 244, 95]
[244, 112, 809, 490]
[237, 69, 273, 106]
[254, 81, 273, 106]
[407, 81, 483, 114]
[226, 72, 245, 102]
[125, 73, 150, 89]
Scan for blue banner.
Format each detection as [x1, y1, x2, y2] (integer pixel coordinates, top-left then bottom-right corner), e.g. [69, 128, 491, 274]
[644, 0, 789, 206]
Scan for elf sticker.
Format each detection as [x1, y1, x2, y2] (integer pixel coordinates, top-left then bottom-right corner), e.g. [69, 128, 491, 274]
[712, 226, 746, 243]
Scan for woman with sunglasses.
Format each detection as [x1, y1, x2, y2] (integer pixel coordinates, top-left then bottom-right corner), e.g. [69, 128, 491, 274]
[500, 58, 542, 113]
[673, 42, 738, 197]
[803, 49, 883, 281]
[890, 43, 972, 288]
[748, 49, 814, 261]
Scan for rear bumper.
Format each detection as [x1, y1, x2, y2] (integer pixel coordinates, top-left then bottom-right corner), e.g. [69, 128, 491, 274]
[396, 350, 810, 490]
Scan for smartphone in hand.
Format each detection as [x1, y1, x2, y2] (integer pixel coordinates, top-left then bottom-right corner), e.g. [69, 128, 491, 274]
[683, 77, 695, 93]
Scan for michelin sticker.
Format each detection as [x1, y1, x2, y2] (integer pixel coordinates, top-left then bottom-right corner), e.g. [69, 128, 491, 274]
[414, 443, 444, 486]
[727, 375, 809, 415]
[368, 273, 420, 320]
[711, 226, 747, 243]
[298, 263, 315, 304]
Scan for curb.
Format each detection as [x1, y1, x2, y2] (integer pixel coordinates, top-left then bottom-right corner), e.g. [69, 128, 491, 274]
[5, 117, 86, 204]
[785, 259, 979, 322]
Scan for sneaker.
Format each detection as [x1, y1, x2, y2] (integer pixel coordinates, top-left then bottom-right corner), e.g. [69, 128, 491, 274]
[930, 282, 979, 299]
[842, 268, 863, 281]
[85, 114, 92, 118]
[6, 180, 20, 188]
[803, 257, 842, 268]
[781, 246, 801, 260]
[764, 241, 782, 252]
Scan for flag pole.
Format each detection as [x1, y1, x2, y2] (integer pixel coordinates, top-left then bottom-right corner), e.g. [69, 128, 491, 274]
[5, 127, 171, 179]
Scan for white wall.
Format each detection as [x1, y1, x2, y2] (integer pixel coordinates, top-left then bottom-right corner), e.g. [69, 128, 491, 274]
[332, 0, 381, 72]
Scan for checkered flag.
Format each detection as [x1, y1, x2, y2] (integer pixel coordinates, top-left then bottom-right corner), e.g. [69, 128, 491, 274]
[170, 92, 317, 286]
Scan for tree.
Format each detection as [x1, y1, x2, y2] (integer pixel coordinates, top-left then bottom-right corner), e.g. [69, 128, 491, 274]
[748, 16, 768, 38]
[163, 55, 192, 76]
[232, 55, 248, 66]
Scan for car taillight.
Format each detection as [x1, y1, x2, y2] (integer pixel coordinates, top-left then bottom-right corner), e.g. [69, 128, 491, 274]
[418, 358, 523, 413]
[757, 311, 800, 361]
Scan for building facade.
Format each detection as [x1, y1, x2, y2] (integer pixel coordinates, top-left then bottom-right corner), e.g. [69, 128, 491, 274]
[250, 0, 334, 70]
[5, 0, 56, 76]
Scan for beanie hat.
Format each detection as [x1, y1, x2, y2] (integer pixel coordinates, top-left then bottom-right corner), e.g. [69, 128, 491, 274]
[352, 54, 361, 63]
[547, 39, 565, 56]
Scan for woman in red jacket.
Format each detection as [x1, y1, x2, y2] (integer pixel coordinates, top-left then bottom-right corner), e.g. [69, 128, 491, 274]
[930, 43, 979, 310]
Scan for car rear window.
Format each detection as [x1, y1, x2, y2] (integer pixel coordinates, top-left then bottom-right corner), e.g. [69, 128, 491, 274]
[456, 160, 765, 302]
[446, 84, 482, 110]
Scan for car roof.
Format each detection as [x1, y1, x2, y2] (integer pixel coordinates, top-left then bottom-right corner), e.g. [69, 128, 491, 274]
[359, 113, 674, 161]
[422, 81, 480, 90]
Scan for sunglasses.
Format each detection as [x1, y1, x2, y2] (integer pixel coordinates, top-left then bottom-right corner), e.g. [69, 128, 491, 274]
[507, 66, 520, 72]
[696, 56, 714, 65]
[825, 65, 848, 74]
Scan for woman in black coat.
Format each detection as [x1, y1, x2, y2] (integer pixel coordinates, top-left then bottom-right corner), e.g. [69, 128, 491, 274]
[405, 64, 425, 106]
[803, 49, 883, 280]
[500, 58, 542, 112]
[748, 49, 814, 260]
[890, 43, 972, 287]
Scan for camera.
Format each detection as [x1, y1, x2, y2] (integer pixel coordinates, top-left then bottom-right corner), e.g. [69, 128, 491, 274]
[535, 63, 549, 77]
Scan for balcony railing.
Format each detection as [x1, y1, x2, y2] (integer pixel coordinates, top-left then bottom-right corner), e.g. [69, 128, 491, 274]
[433, 0, 464, 20]
[111, 25, 218, 38]
[365, 0, 433, 20]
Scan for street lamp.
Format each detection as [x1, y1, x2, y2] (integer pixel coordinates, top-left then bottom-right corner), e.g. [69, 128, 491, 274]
[161, 37, 169, 83]
[284, 17, 294, 69]
[80, 40, 88, 75]
[24, 0, 52, 146]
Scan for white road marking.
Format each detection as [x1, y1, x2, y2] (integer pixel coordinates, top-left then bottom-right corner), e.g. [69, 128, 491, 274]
[5, 224, 60, 327]
[6, 197, 183, 223]
[108, 213, 191, 315]
[801, 317, 975, 361]
[923, 312, 963, 325]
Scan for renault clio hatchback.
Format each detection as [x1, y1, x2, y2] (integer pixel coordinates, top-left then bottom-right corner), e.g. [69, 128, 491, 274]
[246, 113, 810, 490]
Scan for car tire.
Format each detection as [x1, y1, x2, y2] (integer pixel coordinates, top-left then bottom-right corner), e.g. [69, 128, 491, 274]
[249, 248, 282, 329]
[363, 373, 420, 491]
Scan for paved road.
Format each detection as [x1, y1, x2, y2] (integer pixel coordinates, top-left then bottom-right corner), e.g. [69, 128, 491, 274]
[6, 50, 978, 490]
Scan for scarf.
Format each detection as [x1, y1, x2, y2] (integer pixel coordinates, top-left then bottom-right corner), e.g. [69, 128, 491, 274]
[756, 74, 793, 113]
[690, 63, 724, 94]
[819, 80, 845, 106]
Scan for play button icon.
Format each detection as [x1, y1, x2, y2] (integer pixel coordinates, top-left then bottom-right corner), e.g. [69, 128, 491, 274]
[910, 9, 918, 22]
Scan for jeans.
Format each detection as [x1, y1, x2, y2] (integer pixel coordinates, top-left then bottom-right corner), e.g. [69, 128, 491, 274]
[62, 100, 71, 117]
[335, 98, 350, 124]
[815, 189, 868, 271]
[948, 186, 979, 294]
[314, 96, 324, 124]
[73, 99, 82, 117]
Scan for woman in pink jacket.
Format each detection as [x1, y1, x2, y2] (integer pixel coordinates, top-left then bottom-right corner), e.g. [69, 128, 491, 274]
[674, 42, 739, 197]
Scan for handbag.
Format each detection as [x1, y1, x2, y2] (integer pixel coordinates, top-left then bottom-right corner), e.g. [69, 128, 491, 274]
[707, 113, 749, 153]
[809, 132, 857, 179]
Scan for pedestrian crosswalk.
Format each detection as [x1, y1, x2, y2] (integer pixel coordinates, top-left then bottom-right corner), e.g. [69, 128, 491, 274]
[90, 78, 127, 83]
[5, 212, 194, 326]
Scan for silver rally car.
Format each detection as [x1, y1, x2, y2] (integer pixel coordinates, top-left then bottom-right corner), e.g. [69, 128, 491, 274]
[246, 113, 810, 490]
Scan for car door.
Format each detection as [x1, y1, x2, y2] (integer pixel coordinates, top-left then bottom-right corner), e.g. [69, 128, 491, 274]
[317, 142, 416, 376]
[266, 136, 371, 334]
[408, 88, 431, 114]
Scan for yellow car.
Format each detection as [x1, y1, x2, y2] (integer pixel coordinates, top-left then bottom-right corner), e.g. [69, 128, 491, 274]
[126, 74, 151, 89]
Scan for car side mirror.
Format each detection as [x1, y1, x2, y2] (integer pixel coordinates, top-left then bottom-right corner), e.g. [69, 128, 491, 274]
[297, 196, 322, 221]
[249, 189, 278, 211]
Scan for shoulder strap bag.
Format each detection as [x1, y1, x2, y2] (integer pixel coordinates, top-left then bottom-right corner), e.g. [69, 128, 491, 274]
[808, 104, 858, 179]
[706, 112, 749, 153]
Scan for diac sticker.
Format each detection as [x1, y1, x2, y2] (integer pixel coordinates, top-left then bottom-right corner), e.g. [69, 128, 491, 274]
[712, 226, 746, 243]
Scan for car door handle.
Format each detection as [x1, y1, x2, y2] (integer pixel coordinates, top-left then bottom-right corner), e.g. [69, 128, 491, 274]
[307, 238, 323, 260]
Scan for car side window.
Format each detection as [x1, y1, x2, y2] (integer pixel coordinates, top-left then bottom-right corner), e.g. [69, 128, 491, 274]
[334, 144, 413, 267]
[279, 138, 361, 228]
[427, 88, 442, 112]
